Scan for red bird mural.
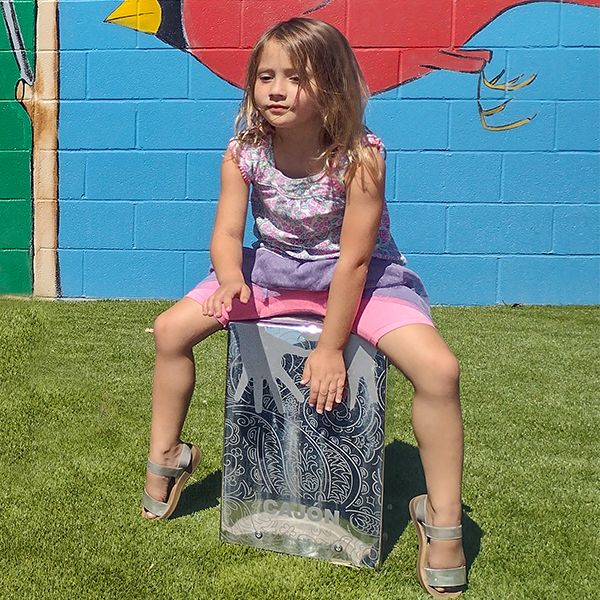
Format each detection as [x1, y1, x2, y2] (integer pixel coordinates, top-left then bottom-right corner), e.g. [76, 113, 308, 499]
[105, 0, 600, 130]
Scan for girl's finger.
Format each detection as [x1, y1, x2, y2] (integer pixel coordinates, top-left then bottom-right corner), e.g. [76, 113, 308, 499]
[316, 384, 329, 414]
[240, 286, 251, 303]
[309, 381, 320, 408]
[217, 298, 229, 317]
[335, 382, 345, 403]
[300, 362, 311, 385]
[325, 387, 337, 412]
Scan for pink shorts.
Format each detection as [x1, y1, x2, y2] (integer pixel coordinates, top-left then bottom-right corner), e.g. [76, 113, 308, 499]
[185, 280, 434, 347]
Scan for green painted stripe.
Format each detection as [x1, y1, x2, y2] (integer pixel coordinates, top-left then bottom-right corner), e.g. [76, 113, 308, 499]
[0, 101, 32, 148]
[0, 249, 31, 294]
[0, 199, 32, 248]
[0, 150, 31, 198]
[0, 51, 22, 100]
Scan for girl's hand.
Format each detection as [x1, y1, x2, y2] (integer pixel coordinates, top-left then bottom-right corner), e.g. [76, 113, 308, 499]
[201, 279, 251, 318]
[300, 347, 346, 414]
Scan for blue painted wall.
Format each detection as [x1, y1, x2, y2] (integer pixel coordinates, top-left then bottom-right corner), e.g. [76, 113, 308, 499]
[58, 1, 600, 304]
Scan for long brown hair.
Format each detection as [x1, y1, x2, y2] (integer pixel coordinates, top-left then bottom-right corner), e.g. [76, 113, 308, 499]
[234, 18, 380, 186]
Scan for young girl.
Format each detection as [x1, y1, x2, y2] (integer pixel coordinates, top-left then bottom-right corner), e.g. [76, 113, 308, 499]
[142, 17, 466, 598]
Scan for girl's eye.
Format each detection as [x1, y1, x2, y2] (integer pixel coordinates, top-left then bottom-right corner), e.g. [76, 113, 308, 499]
[258, 74, 272, 82]
[289, 76, 300, 83]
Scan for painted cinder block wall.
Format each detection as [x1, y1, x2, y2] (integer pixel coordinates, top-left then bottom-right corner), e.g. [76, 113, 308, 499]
[57, 1, 599, 304]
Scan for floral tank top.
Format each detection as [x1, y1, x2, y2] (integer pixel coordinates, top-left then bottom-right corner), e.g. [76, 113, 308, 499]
[227, 133, 406, 265]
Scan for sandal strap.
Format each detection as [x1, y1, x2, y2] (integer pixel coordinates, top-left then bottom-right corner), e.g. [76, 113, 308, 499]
[423, 522, 462, 540]
[146, 443, 192, 478]
[416, 495, 463, 540]
[142, 488, 168, 517]
[424, 565, 467, 588]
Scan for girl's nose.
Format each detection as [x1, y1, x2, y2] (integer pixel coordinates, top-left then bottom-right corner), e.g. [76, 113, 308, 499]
[269, 78, 286, 99]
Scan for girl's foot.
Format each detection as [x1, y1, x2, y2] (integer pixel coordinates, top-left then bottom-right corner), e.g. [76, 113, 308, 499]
[425, 499, 466, 594]
[142, 442, 201, 520]
[409, 495, 467, 598]
[142, 443, 182, 519]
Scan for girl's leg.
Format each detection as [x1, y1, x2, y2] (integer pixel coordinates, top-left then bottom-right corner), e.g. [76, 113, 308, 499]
[376, 324, 465, 577]
[143, 298, 223, 518]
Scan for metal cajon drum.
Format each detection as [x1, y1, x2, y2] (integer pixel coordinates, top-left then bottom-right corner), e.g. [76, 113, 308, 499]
[220, 316, 388, 568]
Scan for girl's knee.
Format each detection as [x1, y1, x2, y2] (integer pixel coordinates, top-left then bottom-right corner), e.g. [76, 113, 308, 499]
[153, 311, 191, 355]
[439, 352, 461, 384]
[415, 351, 460, 398]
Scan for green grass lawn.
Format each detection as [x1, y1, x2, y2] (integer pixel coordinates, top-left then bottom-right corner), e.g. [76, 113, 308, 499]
[1, 299, 598, 599]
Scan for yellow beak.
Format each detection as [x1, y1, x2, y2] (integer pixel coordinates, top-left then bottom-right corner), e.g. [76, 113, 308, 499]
[104, 0, 162, 34]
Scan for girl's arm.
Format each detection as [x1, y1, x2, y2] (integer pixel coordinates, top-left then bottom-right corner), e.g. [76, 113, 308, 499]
[202, 148, 251, 318]
[301, 149, 385, 413]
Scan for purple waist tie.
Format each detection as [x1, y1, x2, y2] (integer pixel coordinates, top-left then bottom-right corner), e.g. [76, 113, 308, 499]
[208, 246, 431, 317]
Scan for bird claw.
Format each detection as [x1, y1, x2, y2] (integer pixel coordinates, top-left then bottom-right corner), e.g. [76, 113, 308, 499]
[478, 103, 536, 131]
[478, 71, 537, 131]
[483, 68, 537, 91]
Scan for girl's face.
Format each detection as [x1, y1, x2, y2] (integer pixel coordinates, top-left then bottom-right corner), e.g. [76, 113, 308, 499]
[253, 40, 321, 133]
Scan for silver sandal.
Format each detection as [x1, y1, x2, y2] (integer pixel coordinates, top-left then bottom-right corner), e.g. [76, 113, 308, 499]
[409, 494, 467, 598]
[142, 443, 201, 520]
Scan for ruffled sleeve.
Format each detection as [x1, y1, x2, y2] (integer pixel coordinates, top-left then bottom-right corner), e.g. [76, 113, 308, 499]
[364, 132, 387, 160]
[227, 138, 253, 184]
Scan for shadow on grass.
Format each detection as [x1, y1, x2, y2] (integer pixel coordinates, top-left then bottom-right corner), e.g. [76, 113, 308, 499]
[173, 469, 222, 518]
[380, 440, 483, 571]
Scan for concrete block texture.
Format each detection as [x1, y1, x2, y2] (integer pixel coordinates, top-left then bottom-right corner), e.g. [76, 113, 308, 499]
[499, 257, 600, 304]
[503, 153, 600, 204]
[85, 151, 186, 200]
[83, 250, 185, 298]
[553, 206, 600, 254]
[59, 201, 134, 249]
[135, 202, 215, 250]
[447, 205, 553, 254]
